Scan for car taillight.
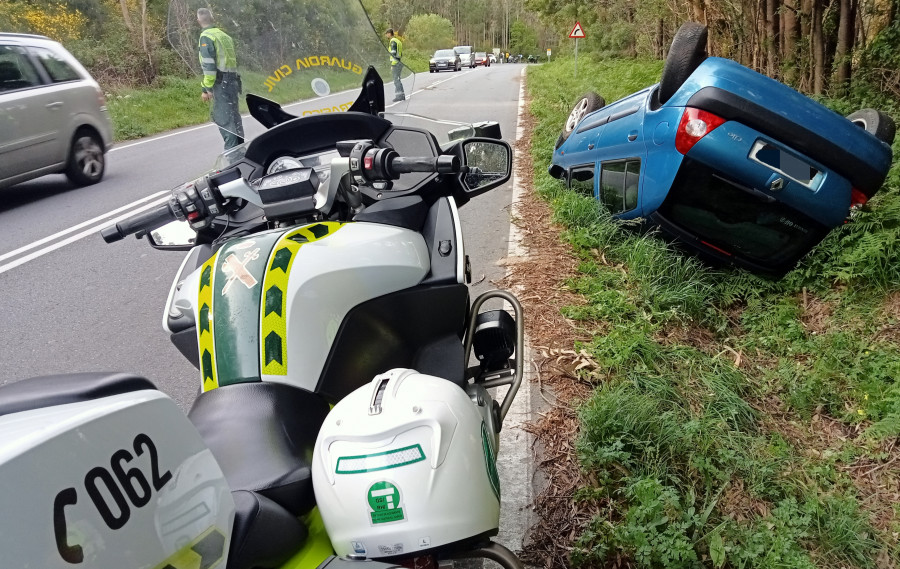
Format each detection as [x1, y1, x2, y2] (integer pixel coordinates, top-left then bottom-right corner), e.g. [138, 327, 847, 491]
[675, 107, 726, 154]
[850, 188, 868, 208]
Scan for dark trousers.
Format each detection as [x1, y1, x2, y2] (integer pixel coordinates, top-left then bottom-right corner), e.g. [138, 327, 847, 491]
[212, 72, 245, 150]
[392, 64, 404, 98]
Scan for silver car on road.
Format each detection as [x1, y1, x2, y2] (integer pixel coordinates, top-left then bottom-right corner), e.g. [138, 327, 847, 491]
[0, 33, 113, 190]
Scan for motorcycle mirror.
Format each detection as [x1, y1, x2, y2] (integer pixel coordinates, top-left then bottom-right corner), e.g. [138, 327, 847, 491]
[459, 138, 512, 196]
[147, 220, 197, 251]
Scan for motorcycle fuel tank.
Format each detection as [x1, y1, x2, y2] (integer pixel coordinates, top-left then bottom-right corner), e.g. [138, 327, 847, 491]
[167, 221, 431, 394]
[0, 389, 233, 569]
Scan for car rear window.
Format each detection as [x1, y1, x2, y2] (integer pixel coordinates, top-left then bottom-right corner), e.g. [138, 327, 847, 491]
[0, 45, 41, 92]
[29, 46, 81, 82]
[658, 160, 829, 266]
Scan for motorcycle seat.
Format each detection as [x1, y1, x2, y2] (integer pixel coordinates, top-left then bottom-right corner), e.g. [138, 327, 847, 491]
[188, 381, 331, 566]
[0, 372, 156, 417]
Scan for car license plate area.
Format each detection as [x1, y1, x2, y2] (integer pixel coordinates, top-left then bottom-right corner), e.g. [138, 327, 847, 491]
[749, 140, 820, 189]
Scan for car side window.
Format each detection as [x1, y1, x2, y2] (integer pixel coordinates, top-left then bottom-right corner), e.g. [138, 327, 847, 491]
[568, 165, 595, 197]
[600, 159, 640, 214]
[0, 45, 41, 92]
[29, 46, 81, 83]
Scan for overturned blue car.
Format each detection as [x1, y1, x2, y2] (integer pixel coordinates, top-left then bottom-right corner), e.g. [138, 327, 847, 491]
[549, 22, 895, 276]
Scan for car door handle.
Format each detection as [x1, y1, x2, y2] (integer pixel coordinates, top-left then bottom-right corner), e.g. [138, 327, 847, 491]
[627, 131, 638, 141]
[46, 102, 64, 110]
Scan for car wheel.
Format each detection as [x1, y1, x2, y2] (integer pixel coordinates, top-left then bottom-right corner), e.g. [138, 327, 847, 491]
[658, 22, 708, 104]
[65, 130, 105, 187]
[847, 108, 896, 145]
[560, 92, 605, 145]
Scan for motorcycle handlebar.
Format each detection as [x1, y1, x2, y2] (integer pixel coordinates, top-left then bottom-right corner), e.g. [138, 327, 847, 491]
[101, 202, 175, 243]
[391, 155, 460, 175]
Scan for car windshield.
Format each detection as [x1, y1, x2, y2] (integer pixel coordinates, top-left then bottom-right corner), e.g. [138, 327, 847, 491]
[658, 160, 829, 267]
[455, 47, 471, 54]
[476, 52, 486, 57]
[435, 50, 455, 57]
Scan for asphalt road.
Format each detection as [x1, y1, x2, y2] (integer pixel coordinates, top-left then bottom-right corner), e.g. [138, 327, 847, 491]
[0, 63, 525, 412]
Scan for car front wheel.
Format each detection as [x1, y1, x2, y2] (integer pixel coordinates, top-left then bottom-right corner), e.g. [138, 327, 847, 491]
[847, 108, 896, 145]
[559, 92, 605, 147]
[65, 130, 105, 186]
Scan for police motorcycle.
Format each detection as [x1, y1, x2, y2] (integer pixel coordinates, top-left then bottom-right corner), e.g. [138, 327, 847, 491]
[0, 1, 526, 568]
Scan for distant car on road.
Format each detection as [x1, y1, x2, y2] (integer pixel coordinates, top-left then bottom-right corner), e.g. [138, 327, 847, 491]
[549, 22, 895, 276]
[0, 33, 113, 190]
[489, 54, 497, 64]
[430, 49, 461, 73]
[453, 45, 476, 68]
[474, 52, 490, 67]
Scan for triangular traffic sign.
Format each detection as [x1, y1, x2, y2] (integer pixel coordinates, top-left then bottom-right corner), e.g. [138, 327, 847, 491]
[568, 21, 585, 39]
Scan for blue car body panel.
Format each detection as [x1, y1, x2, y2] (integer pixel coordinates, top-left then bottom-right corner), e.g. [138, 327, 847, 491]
[550, 55, 894, 273]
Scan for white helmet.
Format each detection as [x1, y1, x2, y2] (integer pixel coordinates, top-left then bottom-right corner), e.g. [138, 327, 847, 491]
[312, 369, 501, 559]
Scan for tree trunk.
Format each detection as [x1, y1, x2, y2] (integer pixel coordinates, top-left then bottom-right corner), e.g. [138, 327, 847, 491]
[766, 0, 779, 77]
[691, 0, 706, 25]
[800, 0, 813, 89]
[812, 0, 825, 93]
[119, 0, 134, 31]
[833, 0, 855, 90]
[139, 0, 155, 84]
[656, 18, 665, 59]
[783, 0, 800, 84]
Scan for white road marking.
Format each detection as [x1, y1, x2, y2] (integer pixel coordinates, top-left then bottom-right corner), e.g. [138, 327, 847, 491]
[496, 66, 534, 553]
[0, 191, 169, 263]
[0, 195, 171, 275]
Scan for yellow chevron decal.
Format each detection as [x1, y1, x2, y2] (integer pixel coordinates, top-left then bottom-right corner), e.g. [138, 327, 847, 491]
[197, 252, 219, 391]
[260, 222, 343, 376]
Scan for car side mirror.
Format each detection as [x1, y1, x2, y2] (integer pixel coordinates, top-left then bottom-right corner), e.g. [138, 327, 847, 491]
[459, 138, 512, 196]
[147, 220, 197, 251]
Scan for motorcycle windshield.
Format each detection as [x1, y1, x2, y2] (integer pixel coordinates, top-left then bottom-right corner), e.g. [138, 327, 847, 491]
[166, 0, 415, 126]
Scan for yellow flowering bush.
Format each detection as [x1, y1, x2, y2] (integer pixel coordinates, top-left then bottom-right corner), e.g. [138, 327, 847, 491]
[0, 1, 87, 42]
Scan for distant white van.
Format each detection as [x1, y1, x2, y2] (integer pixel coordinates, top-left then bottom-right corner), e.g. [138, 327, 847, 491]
[453, 46, 475, 68]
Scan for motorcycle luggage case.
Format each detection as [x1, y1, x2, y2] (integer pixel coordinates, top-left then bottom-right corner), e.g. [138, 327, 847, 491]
[0, 373, 234, 569]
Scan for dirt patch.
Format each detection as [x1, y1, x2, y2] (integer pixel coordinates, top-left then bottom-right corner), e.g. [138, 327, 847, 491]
[799, 291, 834, 335]
[496, 96, 603, 568]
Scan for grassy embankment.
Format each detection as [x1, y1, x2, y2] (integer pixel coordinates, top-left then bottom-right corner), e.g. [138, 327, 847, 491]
[526, 58, 900, 568]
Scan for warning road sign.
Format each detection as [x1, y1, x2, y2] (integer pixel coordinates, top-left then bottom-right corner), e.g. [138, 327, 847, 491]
[568, 21, 585, 39]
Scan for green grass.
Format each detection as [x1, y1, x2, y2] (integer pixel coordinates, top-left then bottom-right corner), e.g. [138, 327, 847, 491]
[527, 58, 900, 568]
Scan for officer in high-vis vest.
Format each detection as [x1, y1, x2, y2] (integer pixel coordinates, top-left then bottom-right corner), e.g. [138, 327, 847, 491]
[197, 8, 244, 150]
[384, 28, 405, 102]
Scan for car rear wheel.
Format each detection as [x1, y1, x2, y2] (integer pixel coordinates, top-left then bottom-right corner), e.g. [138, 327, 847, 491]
[659, 22, 708, 104]
[847, 108, 896, 145]
[65, 130, 105, 187]
[559, 91, 605, 147]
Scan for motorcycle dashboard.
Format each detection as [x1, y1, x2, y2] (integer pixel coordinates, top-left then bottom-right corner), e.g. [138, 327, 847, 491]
[234, 113, 442, 197]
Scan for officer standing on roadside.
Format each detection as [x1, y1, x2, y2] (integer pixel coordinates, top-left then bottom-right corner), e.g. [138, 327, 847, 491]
[385, 28, 405, 102]
[197, 8, 244, 150]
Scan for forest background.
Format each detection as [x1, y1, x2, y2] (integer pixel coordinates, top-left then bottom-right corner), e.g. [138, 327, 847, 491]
[1, 0, 898, 107]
